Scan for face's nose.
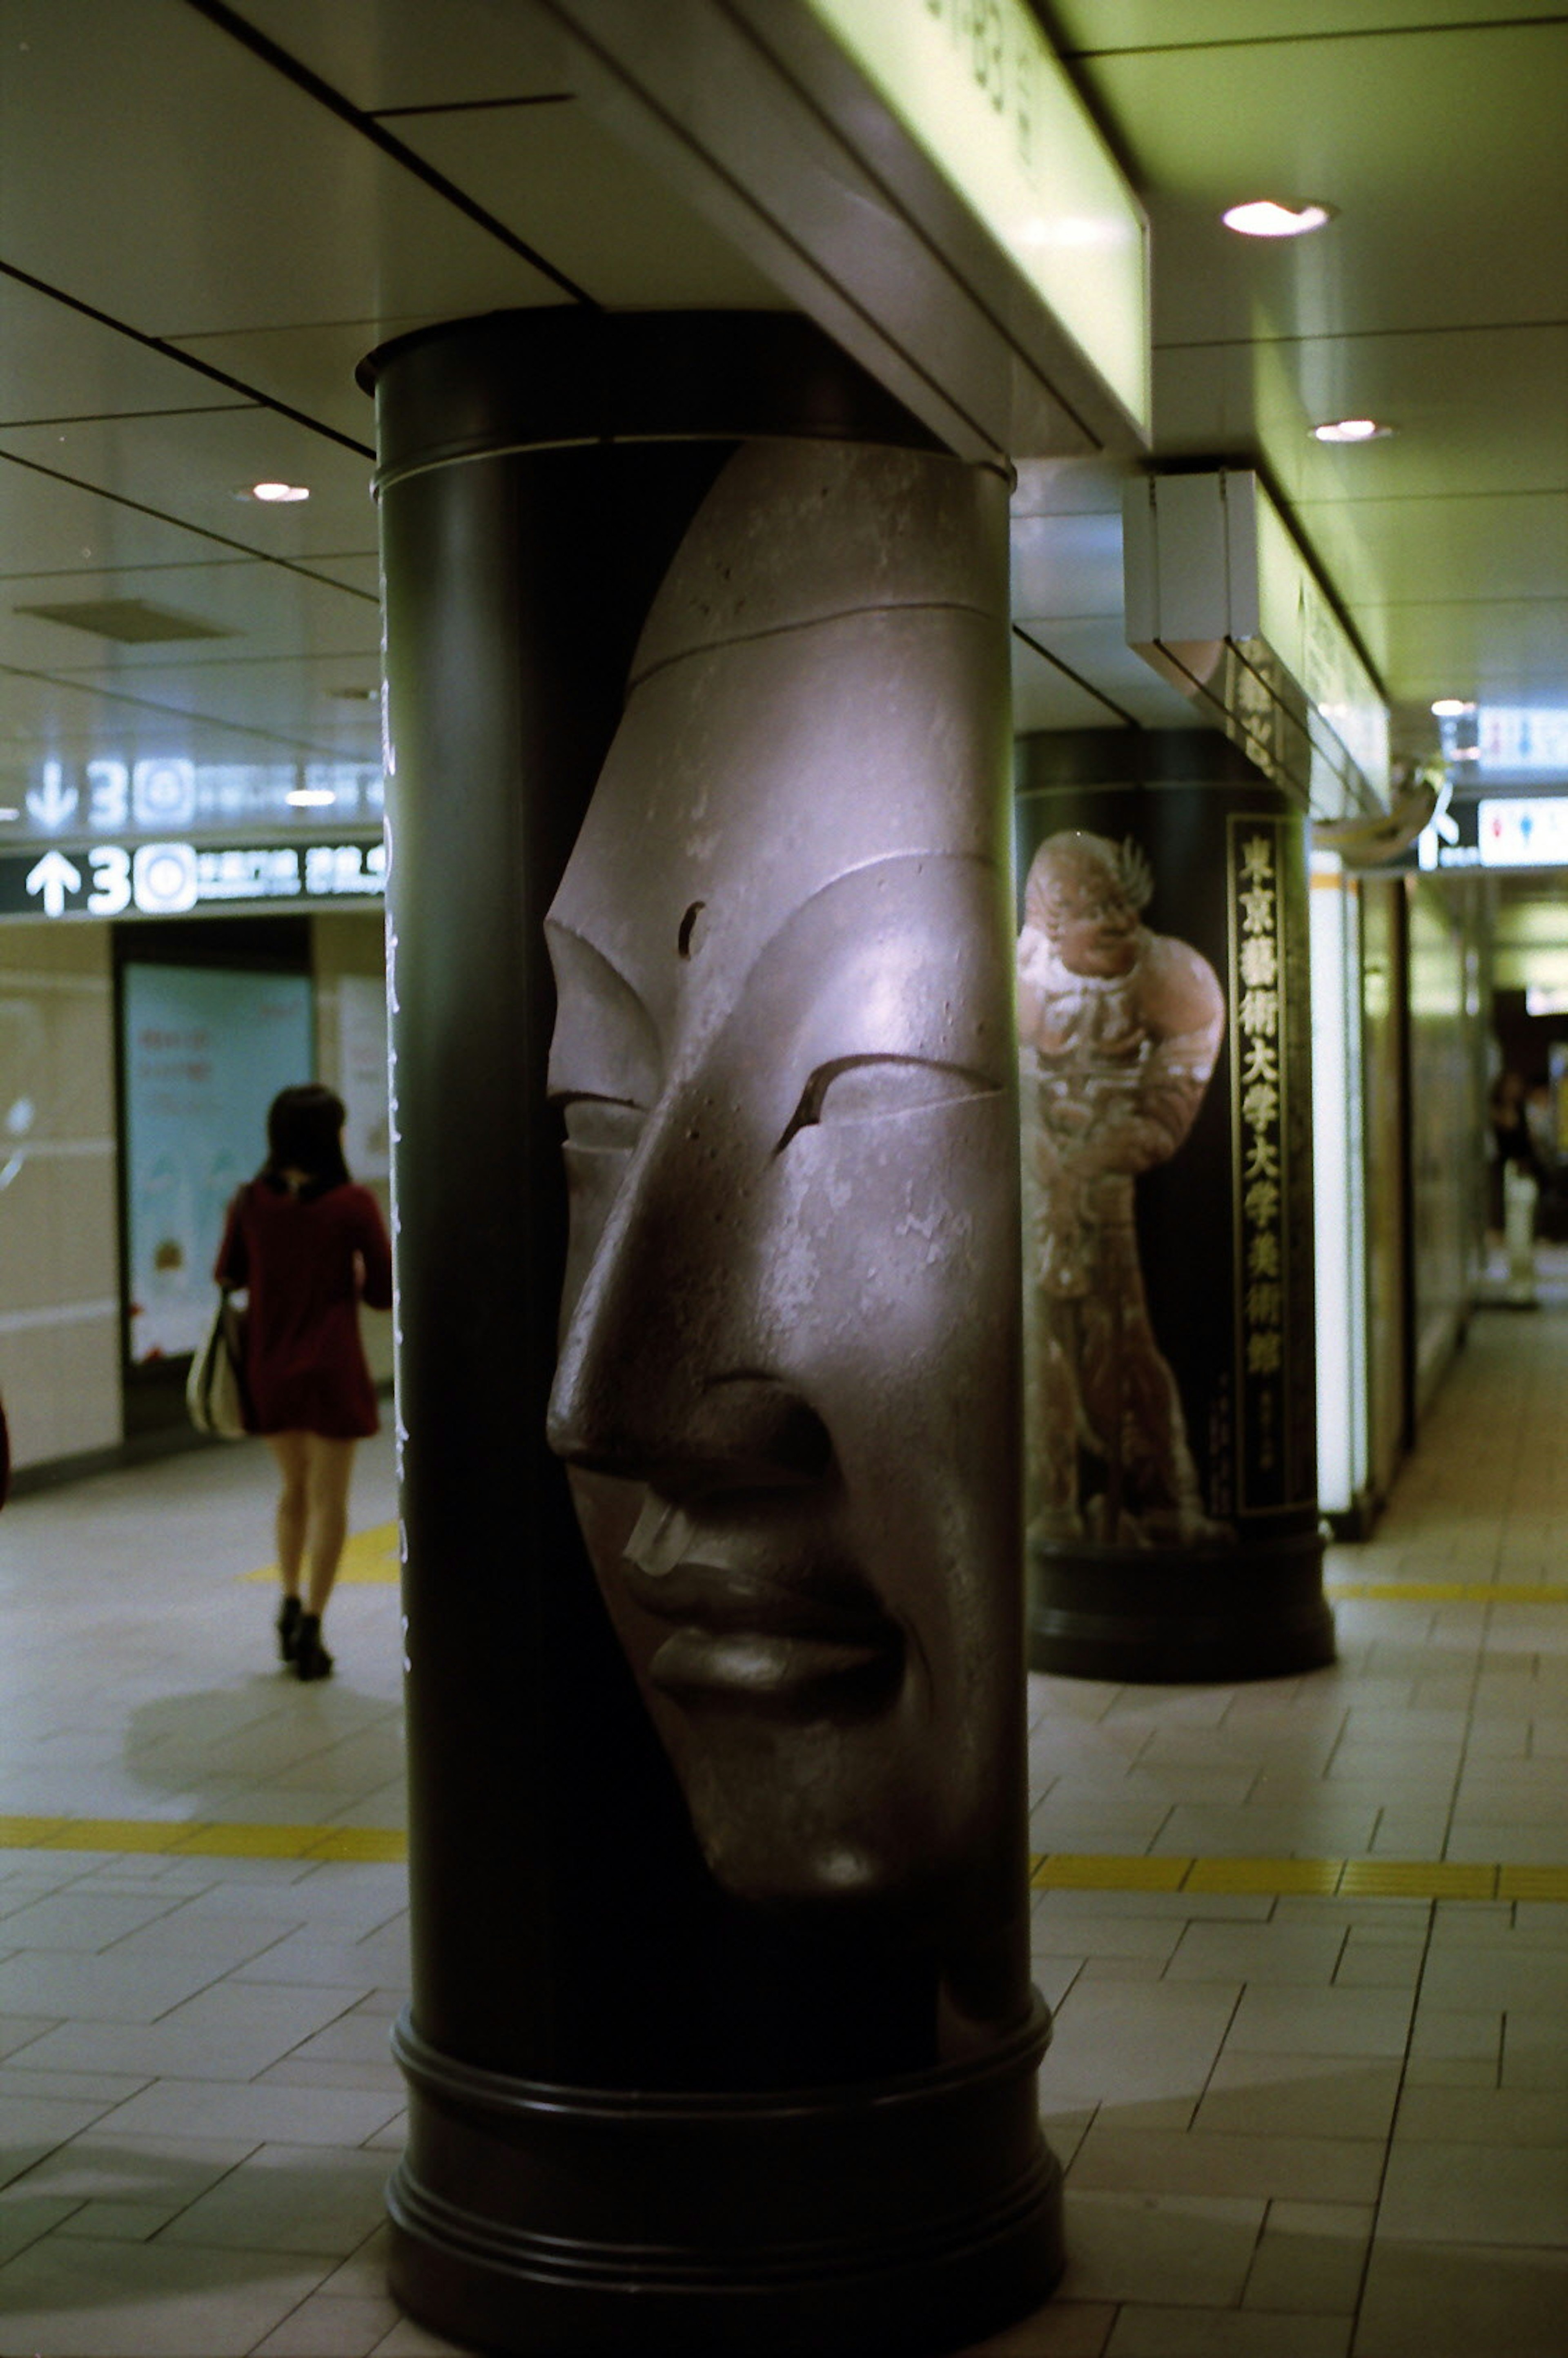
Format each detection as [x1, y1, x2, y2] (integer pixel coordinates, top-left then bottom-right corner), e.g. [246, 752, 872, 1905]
[546, 1093, 831, 1500]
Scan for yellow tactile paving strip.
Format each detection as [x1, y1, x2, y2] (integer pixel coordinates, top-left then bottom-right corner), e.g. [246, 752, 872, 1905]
[242, 1549, 1568, 1603]
[1028, 1852, 1568, 1900]
[1, 1814, 1565, 1898]
[1326, 1577, 1568, 1603]
[0, 1816, 406, 1863]
[242, 1522, 400, 1585]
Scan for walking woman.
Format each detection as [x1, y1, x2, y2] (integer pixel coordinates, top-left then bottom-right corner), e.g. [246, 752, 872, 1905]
[216, 1084, 393, 1680]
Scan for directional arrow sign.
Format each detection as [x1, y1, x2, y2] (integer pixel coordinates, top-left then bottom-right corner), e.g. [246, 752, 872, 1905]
[25, 763, 79, 829]
[25, 849, 82, 916]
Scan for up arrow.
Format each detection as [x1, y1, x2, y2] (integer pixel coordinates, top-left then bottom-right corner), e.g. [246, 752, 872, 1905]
[25, 764, 79, 829]
[25, 849, 82, 917]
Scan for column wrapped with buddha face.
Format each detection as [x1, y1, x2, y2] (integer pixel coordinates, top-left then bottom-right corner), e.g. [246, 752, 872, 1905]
[544, 437, 1027, 2031]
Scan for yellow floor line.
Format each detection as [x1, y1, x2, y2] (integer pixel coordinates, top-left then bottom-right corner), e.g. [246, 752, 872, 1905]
[1327, 1578, 1568, 1604]
[0, 1814, 408, 1863]
[238, 1560, 1566, 1602]
[1030, 1854, 1568, 1902]
[242, 1521, 399, 1585]
[2, 1816, 1565, 1900]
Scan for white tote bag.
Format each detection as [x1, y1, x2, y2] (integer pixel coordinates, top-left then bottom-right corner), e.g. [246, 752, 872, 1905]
[186, 1290, 251, 1439]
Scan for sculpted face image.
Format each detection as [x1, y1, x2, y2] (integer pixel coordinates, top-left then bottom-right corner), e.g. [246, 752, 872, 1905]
[544, 441, 1020, 1937]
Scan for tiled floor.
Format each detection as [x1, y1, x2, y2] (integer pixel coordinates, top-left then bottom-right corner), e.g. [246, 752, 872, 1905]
[0, 1290, 1565, 2356]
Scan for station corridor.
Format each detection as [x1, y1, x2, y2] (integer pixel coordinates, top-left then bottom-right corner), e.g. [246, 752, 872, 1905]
[0, 1280, 1565, 2358]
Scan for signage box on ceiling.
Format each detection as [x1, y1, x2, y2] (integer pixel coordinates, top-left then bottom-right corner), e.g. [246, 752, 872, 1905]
[1439, 705, 1568, 789]
[1123, 470, 1390, 822]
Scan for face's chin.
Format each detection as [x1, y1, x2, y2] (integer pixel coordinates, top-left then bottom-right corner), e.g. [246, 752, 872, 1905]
[566, 1464, 981, 1920]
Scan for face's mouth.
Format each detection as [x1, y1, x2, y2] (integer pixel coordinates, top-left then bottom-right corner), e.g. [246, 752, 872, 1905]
[620, 1495, 904, 1713]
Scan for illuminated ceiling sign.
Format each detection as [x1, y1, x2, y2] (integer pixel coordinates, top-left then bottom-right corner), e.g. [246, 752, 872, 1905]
[1123, 470, 1390, 821]
[2, 758, 383, 845]
[4, 837, 385, 922]
[1479, 798, 1568, 868]
[1444, 707, 1568, 783]
[803, 0, 1149, 435]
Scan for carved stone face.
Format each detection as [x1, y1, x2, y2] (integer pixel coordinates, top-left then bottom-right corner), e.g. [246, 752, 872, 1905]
[544, 441, 1019, 1926]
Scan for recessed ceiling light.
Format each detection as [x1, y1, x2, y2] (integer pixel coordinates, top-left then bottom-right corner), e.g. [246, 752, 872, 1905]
[248, 481, 310, 504]
[286, 786, 336, 807]
[1222, 200, 1334, 238]
[1312, 417, 1394, 444]
[0, 807, 19, 822]
[1431, 699, 1475, 719]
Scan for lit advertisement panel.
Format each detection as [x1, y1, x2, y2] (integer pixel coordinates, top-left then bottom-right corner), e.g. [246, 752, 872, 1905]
[121, 964, 314, 1364]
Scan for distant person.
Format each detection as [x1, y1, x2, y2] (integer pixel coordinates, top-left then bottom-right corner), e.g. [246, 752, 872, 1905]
[1525, 1078, 1556, 1171]
[216, 1085, 393, 1680]
[1488, 1070, 1537, 1230]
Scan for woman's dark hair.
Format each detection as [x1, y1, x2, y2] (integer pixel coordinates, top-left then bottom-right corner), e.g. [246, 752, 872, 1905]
[261, 1084, 350, 1197]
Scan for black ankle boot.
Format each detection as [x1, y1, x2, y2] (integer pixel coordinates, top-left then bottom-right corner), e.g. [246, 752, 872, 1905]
[294, 1612, 334, 1683]
[277, 1595, 303, 1664]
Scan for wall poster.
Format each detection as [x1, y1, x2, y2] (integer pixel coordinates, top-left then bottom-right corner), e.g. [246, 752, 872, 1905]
[1015, 777, 1318, 1573]
[121, 962, 314, 1363]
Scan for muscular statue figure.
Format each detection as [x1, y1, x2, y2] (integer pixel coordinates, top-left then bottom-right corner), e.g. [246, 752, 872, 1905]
[1018, 829, 1228, 1547]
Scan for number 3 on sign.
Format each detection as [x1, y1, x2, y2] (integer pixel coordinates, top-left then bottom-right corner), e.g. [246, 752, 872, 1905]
[85, 844, 131, 915]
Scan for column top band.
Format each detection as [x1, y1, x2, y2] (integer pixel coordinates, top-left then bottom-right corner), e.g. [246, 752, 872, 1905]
[361, 311, 948, 492]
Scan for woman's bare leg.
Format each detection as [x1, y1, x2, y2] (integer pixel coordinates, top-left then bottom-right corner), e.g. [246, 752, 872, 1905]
[303, 1435, 357, 1620]
[266, 1433, 309, 1602]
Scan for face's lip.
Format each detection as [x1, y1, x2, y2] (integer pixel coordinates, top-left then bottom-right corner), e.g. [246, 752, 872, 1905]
[619, 1551, 899, 1647]
[617, 1497, 905, 1706]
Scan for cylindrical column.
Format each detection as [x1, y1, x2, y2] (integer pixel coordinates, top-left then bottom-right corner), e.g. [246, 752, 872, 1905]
[365, 312, 1062, 2357]
[1015, 729, 1334, 1683]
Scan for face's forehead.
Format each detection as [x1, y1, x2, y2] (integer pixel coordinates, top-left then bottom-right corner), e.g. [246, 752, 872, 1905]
[549, 611, 1007, 1045]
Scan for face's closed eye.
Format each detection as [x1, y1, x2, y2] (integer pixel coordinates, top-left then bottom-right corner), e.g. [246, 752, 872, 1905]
[777, 1054, 998, 1151]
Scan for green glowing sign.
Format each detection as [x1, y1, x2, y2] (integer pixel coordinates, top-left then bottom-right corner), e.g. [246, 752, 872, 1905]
[805, 0, 1149, 434]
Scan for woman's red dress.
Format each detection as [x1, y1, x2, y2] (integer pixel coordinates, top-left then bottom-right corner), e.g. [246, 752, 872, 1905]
[215, 1178, 394, 1439]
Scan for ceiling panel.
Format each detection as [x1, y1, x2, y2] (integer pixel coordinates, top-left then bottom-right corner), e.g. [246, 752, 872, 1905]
[1011, 458, 1126, 521]
[1292, 494, 1568, 608]
[0, 564, 376, 675]
[392, 101, 786, 311]
[0, 274, 249, 430]
[0, 412, 380, 565]
[163, 318, 425, 446]
[0, 463, 240, 579]
[1015, 617, 1205, 729]
[40, 655, 384, 745]
[1078, 24, 1568, 347]
[301, 554, 382, 598]
[0, 664, 349, 767]
[227, 0, 570, 110]
[1012, 633, 1129, 735]
[1012, 513, 1124, 621]
[1362, 602, 1568, 704]
[0, 0, 570, 339]
[1156, 328, 1568, 504]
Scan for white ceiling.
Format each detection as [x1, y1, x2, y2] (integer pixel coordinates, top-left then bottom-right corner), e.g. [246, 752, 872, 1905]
[0, 0, 1561, 811]
[1033, 0, 1568, 754]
